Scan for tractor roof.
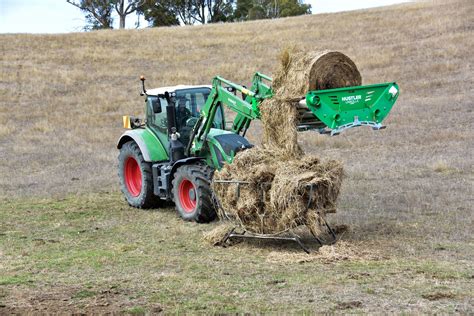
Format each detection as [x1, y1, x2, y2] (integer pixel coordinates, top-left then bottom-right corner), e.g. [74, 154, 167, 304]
[146, 85, 211, 96]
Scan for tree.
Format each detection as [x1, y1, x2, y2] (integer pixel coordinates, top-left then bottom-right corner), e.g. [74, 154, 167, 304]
[248, 4, 265, 20]
[208, 0, 234, 23]
[66, 0, 114, 30]
[172, 0, 234, 25]
[171, 0, 195, 25]
[278, 0, 311, 17]
[67, 0, 147, 30]
[138, 0, 180, 27]
[233, 0, 252, 21]
[113, 0, 146, 29]
[233, 0, 310, 20]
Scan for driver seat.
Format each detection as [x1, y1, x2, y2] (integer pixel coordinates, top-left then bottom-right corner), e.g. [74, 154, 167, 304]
[175, 96, 194, 147]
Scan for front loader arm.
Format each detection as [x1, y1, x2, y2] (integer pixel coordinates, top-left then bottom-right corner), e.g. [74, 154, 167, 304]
[233, 72, 273, 135]
[191, 75, 270, 154]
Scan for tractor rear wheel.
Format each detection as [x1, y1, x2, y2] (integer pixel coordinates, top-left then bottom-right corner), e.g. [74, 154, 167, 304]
[172, 164, 216, 223]
[118, 141, 160, 208]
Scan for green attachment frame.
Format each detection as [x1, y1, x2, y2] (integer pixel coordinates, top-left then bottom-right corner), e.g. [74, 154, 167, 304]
[191, 72, 399, 166]
[305, 82, 399, 135]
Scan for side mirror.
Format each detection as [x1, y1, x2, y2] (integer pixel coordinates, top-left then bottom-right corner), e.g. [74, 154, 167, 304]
[153, 100, 162, 113]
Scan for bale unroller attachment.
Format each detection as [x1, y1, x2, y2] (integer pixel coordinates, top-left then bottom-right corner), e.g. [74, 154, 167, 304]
[299, 82, 399, 135]
[265, 49, 399, 136]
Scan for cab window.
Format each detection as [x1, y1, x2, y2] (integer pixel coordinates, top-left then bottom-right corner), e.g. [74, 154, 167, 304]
[147, 88, 225, 146]
[175, 88, 224, 144]
[176, 89, 223, 126]
[147, 96, 168, 133]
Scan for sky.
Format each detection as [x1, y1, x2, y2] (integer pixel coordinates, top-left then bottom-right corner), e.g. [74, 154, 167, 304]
[0, 0, 411, 34]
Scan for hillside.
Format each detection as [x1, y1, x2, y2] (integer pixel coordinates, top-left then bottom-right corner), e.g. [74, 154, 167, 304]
[0, 0, 473, 313]
[0, 0, 471, 197]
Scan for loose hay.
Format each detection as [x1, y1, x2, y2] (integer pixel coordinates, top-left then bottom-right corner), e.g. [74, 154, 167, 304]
[202, 223, 235, 246]
[265, 241, 384, 264]
[212, 49, 360, 238]
[212, 153, 343, 234]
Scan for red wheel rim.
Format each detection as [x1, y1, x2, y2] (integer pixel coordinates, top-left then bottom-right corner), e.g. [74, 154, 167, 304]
[178, 178, 196, 213]
[124, 157, 142, 197]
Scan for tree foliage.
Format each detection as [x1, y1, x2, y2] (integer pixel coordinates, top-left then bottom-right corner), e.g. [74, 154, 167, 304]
[138, 0, 180, 27]
[234, 0, 311, 21]
[200, 0, 235, 23]
[66, 0, 114, 30]
[67, 0, 146, 30]
[67, 0, 311, 30]
[143, 0, 235, 25]
[278, 0, 311, 17]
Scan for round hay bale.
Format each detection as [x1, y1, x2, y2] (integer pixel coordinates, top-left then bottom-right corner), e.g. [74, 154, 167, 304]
[272, 49, 362, 98]
[260, 98, 303, 159]
[260, 49, 361, 158]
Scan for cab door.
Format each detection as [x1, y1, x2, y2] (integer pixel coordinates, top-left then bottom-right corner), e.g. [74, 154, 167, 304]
[146, 95, 170, 150]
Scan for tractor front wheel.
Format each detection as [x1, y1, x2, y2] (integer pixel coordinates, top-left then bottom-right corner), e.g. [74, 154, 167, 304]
[118, 141, 160, 208]
[172, 164, 216, 223]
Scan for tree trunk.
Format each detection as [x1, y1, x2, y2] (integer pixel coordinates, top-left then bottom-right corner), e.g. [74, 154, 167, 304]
[119, 0, 125, 29]
[119, 15, 126, 28]
[201, 3, 206, 24]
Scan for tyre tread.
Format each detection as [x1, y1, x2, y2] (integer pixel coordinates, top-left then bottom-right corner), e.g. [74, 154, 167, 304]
[172, 163, 216, 223]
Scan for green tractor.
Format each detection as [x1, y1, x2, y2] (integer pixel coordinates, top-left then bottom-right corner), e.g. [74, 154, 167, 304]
[117, 73, 399, 222]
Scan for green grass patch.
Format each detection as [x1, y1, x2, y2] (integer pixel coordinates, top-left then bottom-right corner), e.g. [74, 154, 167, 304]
[73, 290, 97, 299]
[123, 306, 146, 315]
[0, 274, 33, 286]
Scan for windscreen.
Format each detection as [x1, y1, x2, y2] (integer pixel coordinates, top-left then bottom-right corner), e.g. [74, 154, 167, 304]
[175, 88, 224, 129]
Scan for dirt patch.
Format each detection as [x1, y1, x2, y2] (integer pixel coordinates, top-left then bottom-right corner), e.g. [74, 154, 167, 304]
[212, 49, 361, 236]
[336, 300, 363, 310]
[0, 285, 162, 314]
[422, 292, 456, 301]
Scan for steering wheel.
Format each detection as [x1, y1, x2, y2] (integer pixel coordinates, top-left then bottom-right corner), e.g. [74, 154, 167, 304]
[185, 117, 198, 127]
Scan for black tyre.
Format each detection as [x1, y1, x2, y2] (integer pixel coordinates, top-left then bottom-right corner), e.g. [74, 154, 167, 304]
[172, 164, 216, 223]
[118, 141, 161, 208]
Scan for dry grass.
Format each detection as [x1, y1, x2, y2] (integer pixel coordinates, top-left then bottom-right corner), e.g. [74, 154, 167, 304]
[0, 0, 472, 197]
[431, 160, 458, 174]
[0, 0, 473, 313]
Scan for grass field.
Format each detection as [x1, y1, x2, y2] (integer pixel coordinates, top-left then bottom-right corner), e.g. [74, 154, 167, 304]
[1, 194, 473, 313]
[1, 0, 473, 313]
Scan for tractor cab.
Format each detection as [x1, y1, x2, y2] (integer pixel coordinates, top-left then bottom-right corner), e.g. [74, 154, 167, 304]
[145, 85, 225, 149]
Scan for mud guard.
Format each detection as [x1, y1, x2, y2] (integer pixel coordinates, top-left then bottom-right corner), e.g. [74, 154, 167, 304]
[117, 128, 168, 162]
